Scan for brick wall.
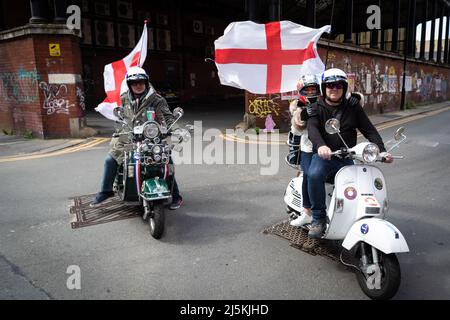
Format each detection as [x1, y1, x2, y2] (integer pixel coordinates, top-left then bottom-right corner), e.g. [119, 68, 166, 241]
[0, 25, 85, 138]
[0, 36, 44, 136]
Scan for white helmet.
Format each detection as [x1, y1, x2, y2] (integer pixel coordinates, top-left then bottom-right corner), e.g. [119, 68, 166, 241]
[126, 66, 149, 89]
[321, 68, 348, 101]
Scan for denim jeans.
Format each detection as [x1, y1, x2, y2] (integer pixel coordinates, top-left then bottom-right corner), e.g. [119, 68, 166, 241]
[307, 154, 353, 222]
[300, 151, 313, 209]
[100, 154, 181, 200]
[100, 154, 119, 193]
[170, 175, 181, 201]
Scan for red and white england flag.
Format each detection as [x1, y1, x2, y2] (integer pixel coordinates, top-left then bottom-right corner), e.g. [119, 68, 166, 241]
[214, 21, 330, 94]
[95, 22, 148, 120]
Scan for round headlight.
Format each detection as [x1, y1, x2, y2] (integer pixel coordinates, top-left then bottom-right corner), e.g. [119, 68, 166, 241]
[143, 122, 159, 139]
[153, 155, 162, 162]
[152, 145, 162, 154]
[362, 143, 379, 162]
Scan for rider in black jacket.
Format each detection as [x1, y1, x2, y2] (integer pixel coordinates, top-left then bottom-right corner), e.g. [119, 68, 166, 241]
[307, 95, 386, 153]
[306, 68, 393, 239]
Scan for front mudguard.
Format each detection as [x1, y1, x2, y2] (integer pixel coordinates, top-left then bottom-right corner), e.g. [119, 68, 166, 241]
[141, 178, 171, 201]
[342, 218, 409, 254]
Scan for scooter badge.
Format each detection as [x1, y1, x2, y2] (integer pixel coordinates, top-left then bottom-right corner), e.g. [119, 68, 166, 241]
[344, 187, 357, 200]
[361, 224, 369, 234]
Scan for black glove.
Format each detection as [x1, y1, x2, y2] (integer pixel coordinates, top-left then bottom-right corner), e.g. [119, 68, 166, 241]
[348, 93, 362, 107]
[306, 104, 317, 117]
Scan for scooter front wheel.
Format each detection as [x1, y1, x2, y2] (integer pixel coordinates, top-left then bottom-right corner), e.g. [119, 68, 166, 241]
[149, 201, 165, 239]
[356, 249, 401, 300]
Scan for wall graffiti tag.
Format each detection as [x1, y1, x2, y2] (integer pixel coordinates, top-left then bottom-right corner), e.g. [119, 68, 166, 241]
[327, 53, 449, 111]
[39, 82, 73, 115]
[0, 68, 41, 103]
[76, 87, 86, 111]
[248, 98, 281, 118]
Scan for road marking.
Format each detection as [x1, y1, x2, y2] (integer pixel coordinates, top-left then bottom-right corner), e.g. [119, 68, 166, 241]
[2, 106, 448, 160]
[219, 133, 286, 145]
[0, 138, 110, 163]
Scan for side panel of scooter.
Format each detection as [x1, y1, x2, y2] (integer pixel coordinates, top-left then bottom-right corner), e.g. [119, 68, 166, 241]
[283, 176, 303, 213]
[342, 218, 409, 253]
[325, 165, 387, 240]
[122, 151, 139, 202]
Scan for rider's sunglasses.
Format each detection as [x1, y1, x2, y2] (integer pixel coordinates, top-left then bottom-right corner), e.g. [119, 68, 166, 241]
[129, 80, 145, 86]
[326, 83, 344, 90]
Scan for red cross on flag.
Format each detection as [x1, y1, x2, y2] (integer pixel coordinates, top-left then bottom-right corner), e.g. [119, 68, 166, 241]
[95, 22, 148, 120]
[214, 21, 330, 94]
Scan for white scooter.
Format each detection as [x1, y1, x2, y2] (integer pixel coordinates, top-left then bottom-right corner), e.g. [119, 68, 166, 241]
[283, 119, 409, 300]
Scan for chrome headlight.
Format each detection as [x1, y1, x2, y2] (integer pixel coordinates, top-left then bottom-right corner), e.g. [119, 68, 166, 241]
[153, 155, 162, 162]
[362, 143, 379, 163]
[152, 145, 162, 154]
[143, 122, 160, 139]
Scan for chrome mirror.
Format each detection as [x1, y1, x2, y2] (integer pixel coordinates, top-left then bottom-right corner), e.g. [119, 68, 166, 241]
[173, 107, 184, 118]
[325, 118, 340, 134]
[113, 107, 124, 120]
[394, 127, 406, 141]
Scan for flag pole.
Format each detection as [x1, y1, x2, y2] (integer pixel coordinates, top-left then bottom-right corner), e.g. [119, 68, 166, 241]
[324, 0, 336, 69]
[138, 20, 148, 67]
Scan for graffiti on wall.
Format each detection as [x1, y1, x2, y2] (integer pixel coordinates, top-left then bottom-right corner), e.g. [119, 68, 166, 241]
[0, 68, 41, 103]
[248, 97, 281, 118]
[76, 86, 87, 115]
[39, 82, 74, 115]
[327, 54, 449, 111]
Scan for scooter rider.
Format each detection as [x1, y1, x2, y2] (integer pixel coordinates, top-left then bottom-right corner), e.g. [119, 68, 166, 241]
[306, 68, 393, 239]
[91, 67, 183, 209]
[289, 74, 320, 227]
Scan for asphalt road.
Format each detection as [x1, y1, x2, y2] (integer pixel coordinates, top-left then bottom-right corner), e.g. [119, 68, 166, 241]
[0, 109, 449, 300]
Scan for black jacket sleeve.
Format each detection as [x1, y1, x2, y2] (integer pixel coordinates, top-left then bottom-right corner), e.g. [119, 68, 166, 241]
[355, 105, 386, 152]
[307, 114, 327, 151]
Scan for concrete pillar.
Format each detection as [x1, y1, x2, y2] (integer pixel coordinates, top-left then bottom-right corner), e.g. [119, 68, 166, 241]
[29, 0, 50, 24]
[392, 0, 400, 52]
[445, 6, 450, 64]
[429, 0, 437, 61]
[344, 0, 353, 43]
[407, 0, 417, 57]
[269, 0, 280, 21]
[53, 0, 68, 24]
[306, 0, 316, 28]
[420, 0, 428, 59]
[370, 29, 379, 49]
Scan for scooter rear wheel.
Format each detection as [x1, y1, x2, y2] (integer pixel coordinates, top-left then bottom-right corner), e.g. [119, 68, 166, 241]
[149, 201, 165, 239]
[356, 249, 401, 300]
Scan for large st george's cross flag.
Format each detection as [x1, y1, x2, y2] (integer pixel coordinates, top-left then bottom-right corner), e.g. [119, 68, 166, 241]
[95, 22, 148, 120]
[214, 21, 331, 94]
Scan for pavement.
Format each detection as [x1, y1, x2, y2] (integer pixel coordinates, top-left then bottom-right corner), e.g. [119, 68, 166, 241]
[1, 100, 449, 159]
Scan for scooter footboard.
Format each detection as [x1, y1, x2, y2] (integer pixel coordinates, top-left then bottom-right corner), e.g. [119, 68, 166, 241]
[342, 218, 409, 254]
